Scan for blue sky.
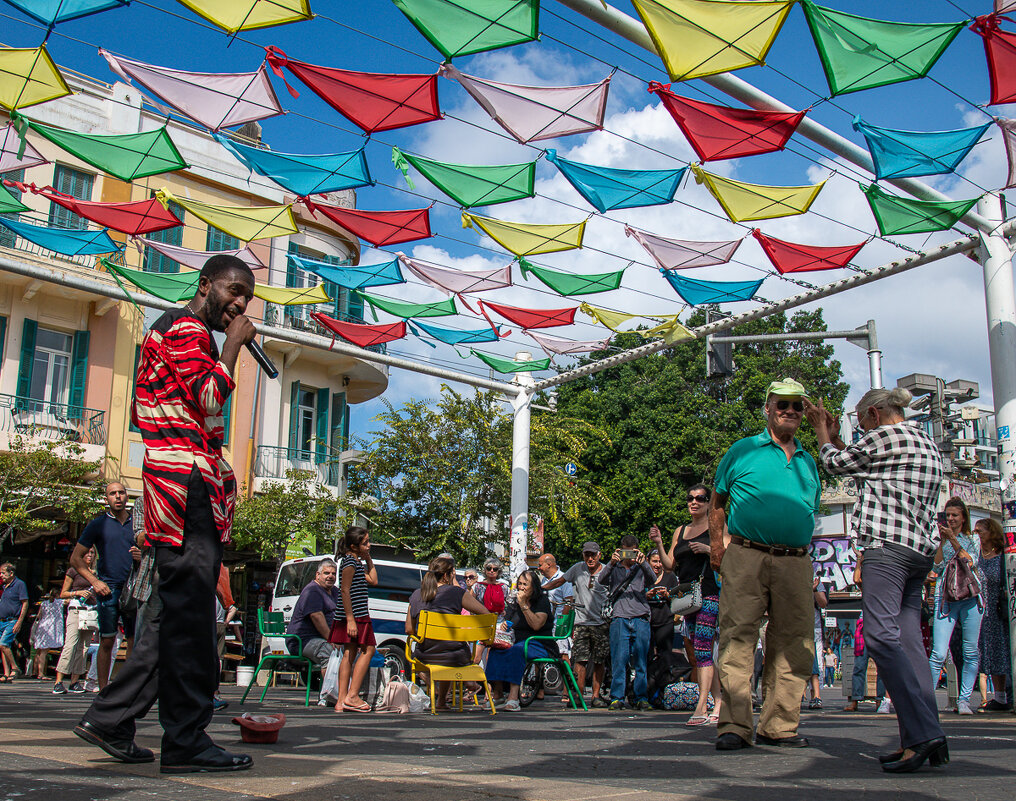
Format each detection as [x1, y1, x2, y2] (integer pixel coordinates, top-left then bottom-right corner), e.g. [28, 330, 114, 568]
[3, 0, 1013, 436]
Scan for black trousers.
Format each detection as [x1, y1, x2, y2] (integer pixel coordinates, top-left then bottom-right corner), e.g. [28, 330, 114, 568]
[82, 467, 222, 762]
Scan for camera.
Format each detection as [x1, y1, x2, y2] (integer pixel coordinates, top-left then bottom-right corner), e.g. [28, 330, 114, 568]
[619, 549, 637, 560]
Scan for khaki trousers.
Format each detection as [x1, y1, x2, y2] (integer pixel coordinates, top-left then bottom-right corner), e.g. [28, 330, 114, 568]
[717, 542, 815, 743]
[56, 607, 89, 676]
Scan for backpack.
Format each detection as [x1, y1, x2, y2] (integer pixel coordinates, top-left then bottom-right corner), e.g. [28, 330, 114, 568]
[375, 677, 410, 713]
[482, 582, 506, 614]
[942, 554, 981, 610]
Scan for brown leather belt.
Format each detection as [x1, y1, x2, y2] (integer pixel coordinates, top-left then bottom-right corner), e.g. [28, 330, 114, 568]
[729, 535, 808, 557]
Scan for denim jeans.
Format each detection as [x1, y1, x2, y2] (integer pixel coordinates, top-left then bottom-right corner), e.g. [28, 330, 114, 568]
[929, 594, 983, 705]
[850, 647, 885, 701]
[608, 616, 650, 702]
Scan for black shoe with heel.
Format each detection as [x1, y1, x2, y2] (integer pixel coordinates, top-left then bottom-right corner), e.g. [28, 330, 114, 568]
[882, 737, 948, 773]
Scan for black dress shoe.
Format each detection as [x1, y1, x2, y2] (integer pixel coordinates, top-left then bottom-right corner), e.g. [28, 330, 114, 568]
[73, 721, 154, 763]
[716, 733, 752, 750]
[161, 745, 253, 774]
[882, 737, 948, 773]
[878, 749, 904, 764]
[755, 733, 810, 748]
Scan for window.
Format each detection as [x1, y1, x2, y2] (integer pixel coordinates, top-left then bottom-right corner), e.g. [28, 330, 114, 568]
[143, 196, 185, 273]
[206, 227, 241, 252]
[49, 166, 94, 229]
[288, 381, 329, 464]
[296, 387, 316, 459]
[0, 169, 24, 249]
[286, 243, 363, 325]
[30, 328, 73, 404]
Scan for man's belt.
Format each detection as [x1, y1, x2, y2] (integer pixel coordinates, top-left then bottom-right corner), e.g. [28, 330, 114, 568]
[729, 535, 808, 557]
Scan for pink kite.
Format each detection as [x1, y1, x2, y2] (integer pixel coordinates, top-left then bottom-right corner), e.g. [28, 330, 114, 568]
[998, 118, 1016, 189]
[526, 329, 610, 360]
[625, 225, 743, 270]
[100, 49, 284, 131]
[477, 299, 577, 330]
[440, 64, 611, 144]
[265, 47, 441, 133]
[310, 312, 407, 349]
[1, 122, 47, 173]
[136, 237, 267, 271]
[304, 199, 432, 247]
[7, 180, 181, 236]
[648, 82, 806, 162]
[751, 229, 865, 274]
[971, 15, 1016, 105]
[397, 253, 511, 297]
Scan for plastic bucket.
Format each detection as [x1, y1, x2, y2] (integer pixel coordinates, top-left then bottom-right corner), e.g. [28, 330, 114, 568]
[236, 665, 255, 687]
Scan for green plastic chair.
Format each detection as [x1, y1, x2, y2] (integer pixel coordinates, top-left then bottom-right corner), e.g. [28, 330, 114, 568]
[522, 607, 588, 711]
[240, 609, 315, 707]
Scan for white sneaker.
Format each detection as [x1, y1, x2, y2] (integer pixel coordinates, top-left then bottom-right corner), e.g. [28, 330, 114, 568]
[956, 700, 973, 715]
[877, 698, 893, 714]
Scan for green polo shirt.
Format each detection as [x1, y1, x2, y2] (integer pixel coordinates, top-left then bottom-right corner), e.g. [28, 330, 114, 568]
[714, 429, 821, 548]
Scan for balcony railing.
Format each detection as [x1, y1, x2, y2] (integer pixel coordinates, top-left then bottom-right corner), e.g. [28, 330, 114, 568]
[0, 394, 107, 445]
[254, 444, 338, 488]
[0, 219, 103, 270]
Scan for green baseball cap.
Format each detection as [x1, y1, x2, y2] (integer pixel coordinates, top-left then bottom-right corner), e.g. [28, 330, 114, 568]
[766, 377, 808, 398]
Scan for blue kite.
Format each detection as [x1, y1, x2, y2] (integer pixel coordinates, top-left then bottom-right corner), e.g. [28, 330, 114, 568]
[288, 253, 404, 290]
[2, 0, 127, 26]
[214, 134, 373, 197]
[0, 217, 121, 256]
[852, 116, 991, 180]
[407, 319, 502, 349]
[545, 149, 686, 213]
[661, 270, 763, 305]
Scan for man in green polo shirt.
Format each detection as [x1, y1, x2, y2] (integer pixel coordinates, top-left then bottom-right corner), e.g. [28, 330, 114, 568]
[709, 378, 821, 751]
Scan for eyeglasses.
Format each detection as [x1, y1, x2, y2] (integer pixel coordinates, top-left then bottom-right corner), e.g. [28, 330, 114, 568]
[485, 566, 500, 573]
[686, 494, 709, 503]
[775, 400, 804, 412]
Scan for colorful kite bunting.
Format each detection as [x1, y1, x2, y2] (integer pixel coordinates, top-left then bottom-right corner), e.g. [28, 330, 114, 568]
[310, 313, 407, 349]
[648, 82, 806, 162]
[2, 0, 127, 26]
[136, 238, 267, 271]
[0, 122, 47, 173]
[471, 349, 551, 373]
[358, 292, 457, 319]
[101, 49, 284, 131]
[624, 225, 743, 270]
[477, 299, 577, 330]
[8, 181, 182, 236]
[289, 253, 405, 290]
[0, 46, 71, 111]
[690, 165, 825, 222]
[544, 149, 685, 213]
[525, 329, 611, 360]
[518, 259, 624, 296]
[661, 271, 763, 305]
[852, 117, 990, 180]
[970, 15, 1016, 105]
[751, 229, 864, 274]
[0, 217, 120, 256]
[462, 211, 585, 257]
[214, 134, 371, 197]
[0, 182, 29, 214]
[397, 253, 512, 298]
[392, 147, 536, 208]
[391, 0, 539, 60]
[998, 118, 1016, 189]
[174, 0, 312, 33]
[306, 200, 432, 248]
[801, 2, 965, 96]
[408, 319, 502, 349]
[265, 48, 441, 134]
[254, 283, 331, 305]
[156, 189, 297, 242]
[440, 64, 610, 144]
[579, 302, 692, 343]
[632, 0, 794, 81]
[862, 184, 979, 236]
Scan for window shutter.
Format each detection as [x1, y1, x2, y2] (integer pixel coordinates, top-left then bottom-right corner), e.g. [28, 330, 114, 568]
[328, 391, 347, 487]
[347, 290, 364, 324]
[16, 318, 37, 400]
[286, 242, 299, 288]
[315, 387, 329, 464]
[49, 166, 93, 229]
[68, 330, 90, 414]
[206, 227, 241, 251]
[0, 315, 7, 363]
[288, 380, 300, 453]
[143, 196, 184, 273]
[128, 344, 141, 433]
[222, 395, 232, 446]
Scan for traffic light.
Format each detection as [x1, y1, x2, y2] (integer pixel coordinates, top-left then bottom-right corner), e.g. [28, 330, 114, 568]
[706, 334, 734, 378]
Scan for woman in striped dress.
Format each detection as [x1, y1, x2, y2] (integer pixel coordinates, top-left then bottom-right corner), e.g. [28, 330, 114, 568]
[329, 527, 378, 712]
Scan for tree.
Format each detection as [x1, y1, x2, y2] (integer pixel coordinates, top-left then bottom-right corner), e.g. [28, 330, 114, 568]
[0, 436, 104, 546]
[348, 385, 611, 566]
[553, 308, 849, 554]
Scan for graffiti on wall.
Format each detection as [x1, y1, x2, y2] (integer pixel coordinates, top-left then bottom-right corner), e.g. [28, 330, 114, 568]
[810, 537, 857, 592]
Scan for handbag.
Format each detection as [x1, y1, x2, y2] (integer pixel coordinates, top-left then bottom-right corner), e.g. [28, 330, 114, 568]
[942, 553, 981, 612]
[670, 562, 708, 617]
[491, 623, 515, 650]
[601, 564, 642, 619]
[77, 607, 99, 631]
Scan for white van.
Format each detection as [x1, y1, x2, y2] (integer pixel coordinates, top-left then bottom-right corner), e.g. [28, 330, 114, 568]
[267, 554, 453, 678]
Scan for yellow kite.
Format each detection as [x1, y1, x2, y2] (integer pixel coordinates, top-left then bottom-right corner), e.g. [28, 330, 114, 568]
[175, 0, 313, 33]
[462, 211, 586, 257]
[579, 303, 692, 344]
[690, 165, 825, 222]
[0, 46, 71, 111]
[253, 283, 330, 305]
[633, 0, 793, 81]
[156, 189, 298, 242]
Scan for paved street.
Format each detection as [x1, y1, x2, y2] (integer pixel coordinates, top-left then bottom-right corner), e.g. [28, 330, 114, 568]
[2, 683, 1013, 801]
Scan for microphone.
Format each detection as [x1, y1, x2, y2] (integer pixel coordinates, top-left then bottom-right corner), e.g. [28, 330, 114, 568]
[246, 340, 279, 379]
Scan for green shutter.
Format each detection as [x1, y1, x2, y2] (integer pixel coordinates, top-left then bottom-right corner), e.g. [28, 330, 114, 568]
[328, 391, 347, 487]
[68, 330, 89, 414]
[347, 290, 364, 323]
[205, 227, 241, 251]
[222, 394, 232, 446]
[315, 387, 329, 464]
[288, 380, 300, 453]
[143, 196, 184, 273]
[0, 315, 7, 364]
[16, 318, 37, 401]
[128, 344, 141, 433]
[49, 166, 94, 229]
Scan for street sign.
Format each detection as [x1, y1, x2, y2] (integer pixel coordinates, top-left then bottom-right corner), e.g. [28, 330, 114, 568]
[564, 462, 577, 476]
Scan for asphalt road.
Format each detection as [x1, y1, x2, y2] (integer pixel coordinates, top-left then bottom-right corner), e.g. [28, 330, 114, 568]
[1, 682, 1013, 801]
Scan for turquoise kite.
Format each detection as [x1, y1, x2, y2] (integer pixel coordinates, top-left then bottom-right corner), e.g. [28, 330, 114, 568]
[288, 253, 404, 290]
[661, 271, 763, 305]
[0, 217, 120, 256]
[545, 149, 685, 212]
[2, 0, 128, 25]
[408, 319, 502, 348]
[852, 117, 991, 180]
[214, 134, 372, 197]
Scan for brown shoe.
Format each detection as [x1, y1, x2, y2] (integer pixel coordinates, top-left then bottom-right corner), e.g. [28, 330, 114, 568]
[841, 702, 858, 712]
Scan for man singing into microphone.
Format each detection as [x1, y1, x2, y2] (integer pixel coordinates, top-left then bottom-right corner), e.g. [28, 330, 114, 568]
[75, 255, 256, 774]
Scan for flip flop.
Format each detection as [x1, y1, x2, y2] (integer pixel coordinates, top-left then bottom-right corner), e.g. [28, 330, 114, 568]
[707, 714, 719, 724]
[342, 701, 371, 713]
[685, 715, 710, 726]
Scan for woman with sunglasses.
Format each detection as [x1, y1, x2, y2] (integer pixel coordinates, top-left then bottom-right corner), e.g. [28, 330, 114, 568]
[471, 558, 509, 699]
[650, 484, 724, 726]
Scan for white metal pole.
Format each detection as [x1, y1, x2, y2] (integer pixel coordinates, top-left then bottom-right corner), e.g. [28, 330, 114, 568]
[866, 320, 883, 390]
[976, 194, 1016, 696]
[509, 353, 535, 583]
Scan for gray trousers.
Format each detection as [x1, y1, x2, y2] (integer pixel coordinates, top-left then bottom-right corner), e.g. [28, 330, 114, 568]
[861, 544, 943, 749]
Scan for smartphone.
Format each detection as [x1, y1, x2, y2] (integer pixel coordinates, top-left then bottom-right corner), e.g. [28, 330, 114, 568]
[619, 549, 637, 560]
[937, 511, 947, 526]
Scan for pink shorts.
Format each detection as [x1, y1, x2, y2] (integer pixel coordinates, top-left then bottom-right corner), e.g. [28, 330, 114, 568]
[328, 617, 376, 647]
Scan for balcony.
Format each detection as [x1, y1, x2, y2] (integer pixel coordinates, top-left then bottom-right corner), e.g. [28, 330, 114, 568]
[0, 393, 107, 462]
[252, 444, 364, 498]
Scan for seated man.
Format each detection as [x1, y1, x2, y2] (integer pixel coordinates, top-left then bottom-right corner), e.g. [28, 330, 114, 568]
[285, 560, 339, 675]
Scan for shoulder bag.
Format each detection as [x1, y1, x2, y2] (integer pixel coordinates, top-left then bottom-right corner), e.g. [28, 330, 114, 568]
[670, 561, 708, 617]
[601, 564, 642, 619]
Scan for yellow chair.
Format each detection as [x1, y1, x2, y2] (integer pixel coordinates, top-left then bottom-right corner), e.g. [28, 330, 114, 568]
[405, 611, 497, 715]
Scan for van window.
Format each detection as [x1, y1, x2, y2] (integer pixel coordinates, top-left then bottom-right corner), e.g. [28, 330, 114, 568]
[370, 564, 424, 605]
[275, 562, 320, 599]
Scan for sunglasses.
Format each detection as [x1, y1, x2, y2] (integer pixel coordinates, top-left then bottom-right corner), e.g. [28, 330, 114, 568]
[686, 494, 709, 503]
[775, 400, 804, 412]
[465, 575, 477, 581]
[485, 566, 501, 573]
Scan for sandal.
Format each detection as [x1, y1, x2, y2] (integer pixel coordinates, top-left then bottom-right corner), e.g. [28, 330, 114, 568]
[0, 675, 10, 683]
[342, 701, 371, 713]
[707, 714, 719, 724]
[685, 715, 711, 726]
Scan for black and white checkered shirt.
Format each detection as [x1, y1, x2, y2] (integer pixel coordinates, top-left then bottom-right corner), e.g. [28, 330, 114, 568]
[819, 422, 943, 556]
